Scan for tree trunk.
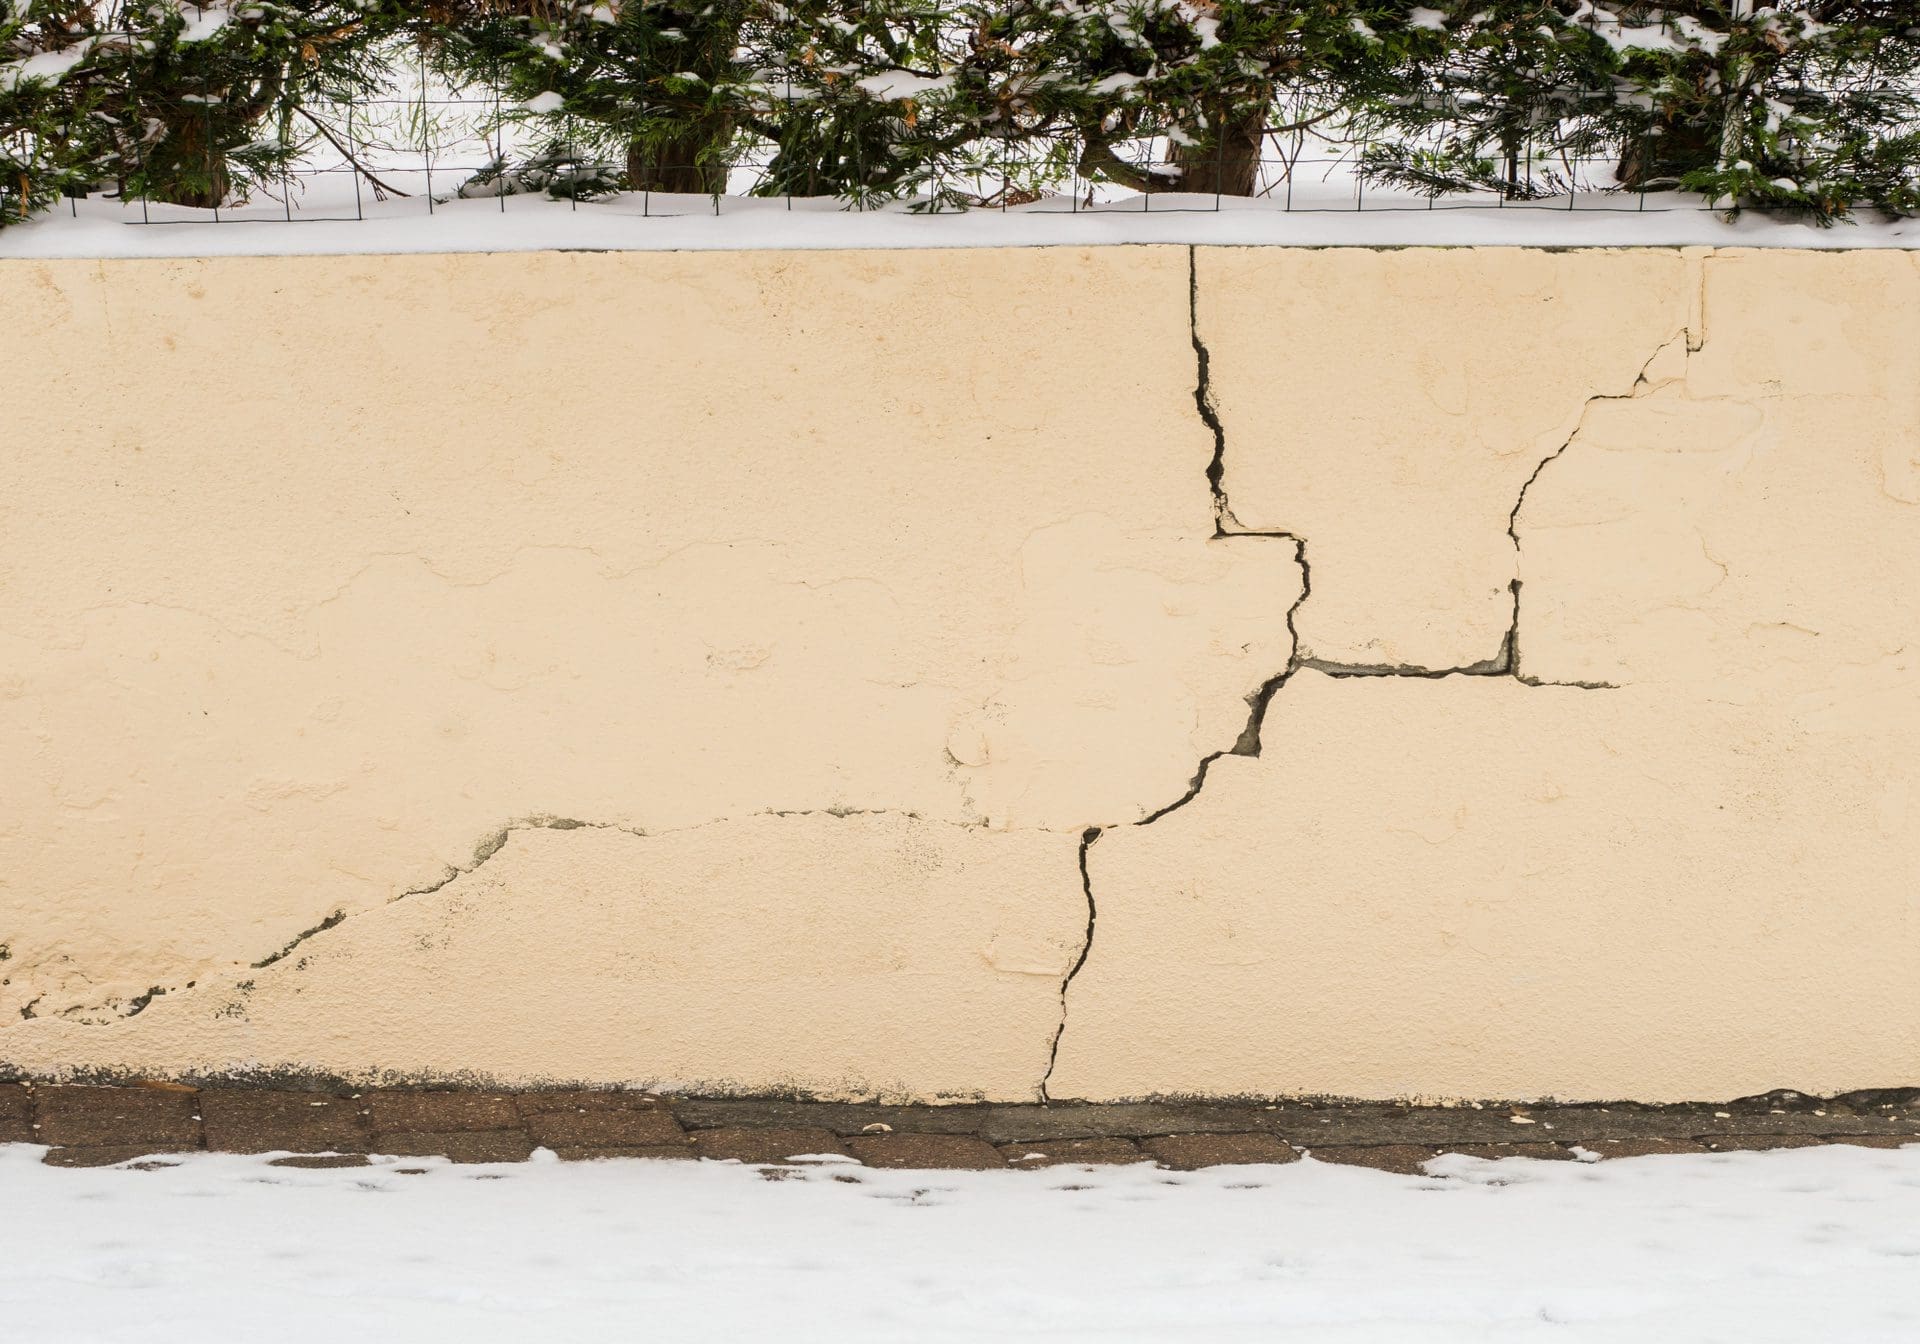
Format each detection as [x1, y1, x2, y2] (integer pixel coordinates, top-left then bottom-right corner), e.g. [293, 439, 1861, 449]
[140, 109, 231, 210]
[1168, 103, 1265, 197]
[626, 124, 732, 195]
[1615, 114, 1719, 190]
[1717, 0, 1755, 172]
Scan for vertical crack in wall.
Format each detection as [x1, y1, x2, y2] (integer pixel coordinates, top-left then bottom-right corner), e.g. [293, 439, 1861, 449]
[1136, 251, 1319, 831]
[22, 254, 1705, 1101]
[1038, 249, 1315, 1100]
[1192, 247, 1237, 537]
[1038, 826, 1102, 1101]
[1501, 427, 1580, 688]
[1042, 252, 1684, 1099]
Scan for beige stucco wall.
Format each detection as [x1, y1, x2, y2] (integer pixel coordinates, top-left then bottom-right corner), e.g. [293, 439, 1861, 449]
[2, 245, 1915, 1103]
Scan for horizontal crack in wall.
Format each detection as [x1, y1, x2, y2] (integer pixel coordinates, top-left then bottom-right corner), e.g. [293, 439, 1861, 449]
[13, 807, 977, 1028]
[15, 265, 1701, 1112]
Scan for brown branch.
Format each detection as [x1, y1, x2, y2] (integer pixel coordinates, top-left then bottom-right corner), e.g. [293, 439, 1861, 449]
[1262, 108, 1340, 139]
[292, 105, 412, 198]
[1076, 135, 1183, 193]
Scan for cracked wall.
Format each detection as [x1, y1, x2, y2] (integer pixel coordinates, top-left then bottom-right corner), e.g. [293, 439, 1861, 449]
[1049, 246, 1920, 1103]
[3, 245, 1917, 1102]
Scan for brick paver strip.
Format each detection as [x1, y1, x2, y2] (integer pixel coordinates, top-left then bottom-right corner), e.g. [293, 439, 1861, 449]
[271, 1154, 374, 1169]
[1308, 1144, 1438, 1175]
[514, 1090, 668, 1116]
[1701, 1134, 1826, 1152]
[372, 1131, 537, 1164]
[846, 1134, 1006, 1169]
[1445, 1142, 1576, 1161]
[1275, 1105, 1918, 1147]
[35, 1085, 202, 1149]
[1577, 1137, 1706, 1158]
[523, 1107, 687, 1149]
[200, 1089, 369, 1154]
[8, 1083, 1916, 1171]
[41, 1145, 188, 1168]
[368, 1091, 520, 1133]
[0, 1084, 32, 1144]
[1277, 1110, 1582, 1147]
[1143, 1133, 1300, 1170]
[690, 1126, 848, 1164]
[674, 1098, 1312, 1145]
[999, 1138, 1146, 1167]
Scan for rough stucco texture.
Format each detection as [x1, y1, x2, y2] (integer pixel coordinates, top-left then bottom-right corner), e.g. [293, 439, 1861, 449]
[2, 245, 1916, 1103]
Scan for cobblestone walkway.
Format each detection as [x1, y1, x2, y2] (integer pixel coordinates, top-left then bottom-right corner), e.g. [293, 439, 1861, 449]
[4, 1082, 1915, 1170]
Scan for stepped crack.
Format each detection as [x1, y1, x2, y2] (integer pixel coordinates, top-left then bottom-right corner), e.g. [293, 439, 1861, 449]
[1501, 330, 1688, 689]
[1048, 276, 1674, 1095]
[1042, 263, 1316, 1096]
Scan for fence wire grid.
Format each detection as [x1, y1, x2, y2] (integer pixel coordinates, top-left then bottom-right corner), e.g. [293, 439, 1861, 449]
[28, 9, 1920, 228]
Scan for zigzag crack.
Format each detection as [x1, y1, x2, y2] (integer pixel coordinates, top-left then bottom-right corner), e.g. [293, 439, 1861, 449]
[1042, 260, 1672, 1096]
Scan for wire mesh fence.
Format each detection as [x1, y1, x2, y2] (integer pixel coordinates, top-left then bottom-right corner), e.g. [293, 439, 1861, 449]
[19, 5, 1918, 229]
[87, 84, 1798, 227]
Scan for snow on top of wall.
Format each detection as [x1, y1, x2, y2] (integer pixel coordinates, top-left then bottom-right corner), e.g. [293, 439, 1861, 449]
[3, 190, 1916, 259]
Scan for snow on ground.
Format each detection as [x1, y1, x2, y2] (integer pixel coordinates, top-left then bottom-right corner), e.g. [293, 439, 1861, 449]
[2, 188, 1916, 259]
[2, 1141, 1916, 1342]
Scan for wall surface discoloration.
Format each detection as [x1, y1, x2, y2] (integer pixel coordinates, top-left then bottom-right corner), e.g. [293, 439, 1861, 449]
[2, 245, 1915, 1102]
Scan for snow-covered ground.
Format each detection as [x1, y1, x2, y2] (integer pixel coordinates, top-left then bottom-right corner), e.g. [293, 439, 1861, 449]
[3, 187, 1916, 259]
[2, 1141, 1916, 1342]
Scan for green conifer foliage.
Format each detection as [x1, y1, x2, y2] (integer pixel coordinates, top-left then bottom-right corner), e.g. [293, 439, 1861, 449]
[4, 0, 405, 214]
[446, 0, 757, 196]
[3, 0, 1915, 224]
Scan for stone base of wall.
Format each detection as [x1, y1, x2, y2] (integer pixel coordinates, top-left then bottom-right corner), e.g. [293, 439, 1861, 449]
[7, 1082, 1916, 1172]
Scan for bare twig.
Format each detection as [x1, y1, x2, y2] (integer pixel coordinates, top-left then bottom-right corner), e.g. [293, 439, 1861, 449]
[293, 105, 412, 198]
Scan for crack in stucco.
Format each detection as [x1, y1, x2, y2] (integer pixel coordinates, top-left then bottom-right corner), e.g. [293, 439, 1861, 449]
[1042, 261, 1693, 1098]
[250, 911, 351, 971]
[1504, 328, 1694, 690]
[19, 808, 965, 1027]
[1149, 248, 1319, 810]
[1038, 826, 1102, 1102]
[1295, 334, 1688, 694]
[1191, 248, 1238, 537]
[14, 261, 1704, 1102]
[1134, 536, 1313, 828]
[1034, 256, 1319, 1098]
